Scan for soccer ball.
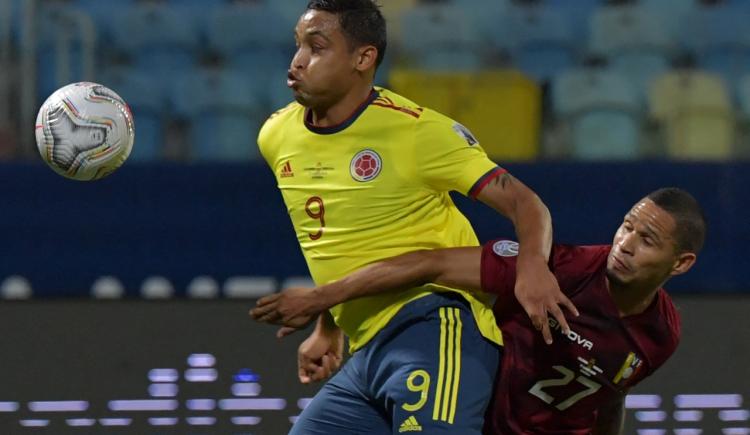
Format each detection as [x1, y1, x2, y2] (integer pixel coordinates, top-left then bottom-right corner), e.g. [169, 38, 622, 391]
[35, 82, 135, 181]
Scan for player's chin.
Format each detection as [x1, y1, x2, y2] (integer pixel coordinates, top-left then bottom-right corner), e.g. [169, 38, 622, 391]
[605, 267, 629, 286]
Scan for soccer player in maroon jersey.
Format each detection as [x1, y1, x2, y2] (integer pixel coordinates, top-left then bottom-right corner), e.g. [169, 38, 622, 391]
[252, 187, 705, 434]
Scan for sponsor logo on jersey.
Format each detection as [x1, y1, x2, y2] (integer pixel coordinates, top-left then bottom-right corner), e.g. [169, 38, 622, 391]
[304, 162, 334, 179]
[492, 240, 519, 257]
[399, 416, 422, 432]
[452, 122, 478, 146]
[280, 161, 294, 178]
[350, 149, 382, 182]
[549, 318, 594, 350]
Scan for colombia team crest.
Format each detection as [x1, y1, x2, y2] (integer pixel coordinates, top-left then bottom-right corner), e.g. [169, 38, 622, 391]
[350, 149, 382, 182]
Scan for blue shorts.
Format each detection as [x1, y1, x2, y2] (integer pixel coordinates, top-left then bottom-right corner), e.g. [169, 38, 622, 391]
[290, 292, 502, 434]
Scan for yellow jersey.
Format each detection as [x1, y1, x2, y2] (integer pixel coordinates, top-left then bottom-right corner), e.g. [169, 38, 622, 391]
[258, 87, 505, 352]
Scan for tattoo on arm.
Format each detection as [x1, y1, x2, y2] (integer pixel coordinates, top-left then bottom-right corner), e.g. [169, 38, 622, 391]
[491, 173, 514, 190]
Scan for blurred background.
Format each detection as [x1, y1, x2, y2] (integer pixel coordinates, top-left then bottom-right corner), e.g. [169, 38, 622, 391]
[0, 0, 748, 433]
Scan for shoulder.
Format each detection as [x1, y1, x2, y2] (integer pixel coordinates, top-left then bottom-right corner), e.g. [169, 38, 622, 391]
[259, 102, 303, 141]
[369, 87, 425, 122]
[549, 244, 610, 294]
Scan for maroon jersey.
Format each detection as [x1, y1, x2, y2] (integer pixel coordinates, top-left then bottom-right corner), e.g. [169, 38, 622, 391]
[481, 240, 681, 434]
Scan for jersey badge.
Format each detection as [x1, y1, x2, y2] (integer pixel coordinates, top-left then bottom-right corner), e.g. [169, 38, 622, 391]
[350, 149, 382, 182]
[452, 122, 478, 146]
[577, 357, 603, 377]
[279, 161, 294, 178]
[492, 240, 519, 257]
[398, 415, 422, 432]
[613, 352, 643, 386]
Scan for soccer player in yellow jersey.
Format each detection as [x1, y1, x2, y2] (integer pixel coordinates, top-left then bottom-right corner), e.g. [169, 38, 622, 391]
[255, 1, 569, 433]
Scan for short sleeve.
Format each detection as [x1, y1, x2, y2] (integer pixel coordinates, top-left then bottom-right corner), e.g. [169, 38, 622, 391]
[415, 112, 504, 196]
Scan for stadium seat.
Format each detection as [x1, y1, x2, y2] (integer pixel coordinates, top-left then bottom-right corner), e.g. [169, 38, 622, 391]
[737, 74, 750, 117]
[111, 2, 199, 87]
[639, 0, 696, 39]
[589, 4, 674, 95]
[35, 3, 97, 100]
[682, 4, 750, 88]
[91, 276, 125, 299]
[74, 0, 133, 42]
[172, 67, 264, 161]
[453, 0, 509, 56]
[545, 0, 603, 42]
[506, 3, 575, 83]
[207, 2, 291, 74]
[141, 276, 175, 299]
[552, 68, 643, 160]
[99, 67, 166, 161]
[399, 3, 482, 71]
[0, 275, 32, 299]
[186, 276, 220, 299]
[650, 70, 734, 160]
[389, 69, 541, 160]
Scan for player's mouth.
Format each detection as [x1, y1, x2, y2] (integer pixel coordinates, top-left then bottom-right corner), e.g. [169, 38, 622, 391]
[287, 71, 300, 88]
[611, 254, 631, 272]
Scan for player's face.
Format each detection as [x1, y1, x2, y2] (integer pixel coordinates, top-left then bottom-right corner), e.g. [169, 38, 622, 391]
[288, 10, 360, 108]
[607, 199, 680, 287]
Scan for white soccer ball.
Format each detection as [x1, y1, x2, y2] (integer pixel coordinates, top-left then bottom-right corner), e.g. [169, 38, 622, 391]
[35, 82, 135, 181]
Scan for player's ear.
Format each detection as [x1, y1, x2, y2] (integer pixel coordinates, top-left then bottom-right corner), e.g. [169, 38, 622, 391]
[670, 252, 696, 277]
[354, 45, 378, 72]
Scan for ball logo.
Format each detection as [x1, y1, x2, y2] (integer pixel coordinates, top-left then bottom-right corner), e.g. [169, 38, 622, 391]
[492, 240, 519, 257]
[350, 149, 382, 182]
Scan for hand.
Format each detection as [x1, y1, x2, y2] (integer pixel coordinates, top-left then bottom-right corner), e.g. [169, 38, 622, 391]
[297, 325, 344, 384]
[250, 287, 326, 330]
[514, 257, 578, 344]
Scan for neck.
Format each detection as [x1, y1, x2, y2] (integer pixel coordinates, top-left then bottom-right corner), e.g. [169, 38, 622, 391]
[308, 83, 374, 127]
[606, 277, 664, 317]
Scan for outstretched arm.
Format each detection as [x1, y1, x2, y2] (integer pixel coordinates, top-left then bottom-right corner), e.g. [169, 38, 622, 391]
[250, 247, 481, 329]
[476, 172, 574, 343]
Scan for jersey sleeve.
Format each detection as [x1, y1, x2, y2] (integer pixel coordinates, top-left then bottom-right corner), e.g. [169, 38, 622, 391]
[480, 240, 611, 300]
[414, 112, 505, 196]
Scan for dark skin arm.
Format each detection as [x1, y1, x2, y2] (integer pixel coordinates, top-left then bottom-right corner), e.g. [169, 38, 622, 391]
[251, 247, 577, 339]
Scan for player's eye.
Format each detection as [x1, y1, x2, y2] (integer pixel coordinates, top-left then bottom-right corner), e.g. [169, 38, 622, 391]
[642, 237, 654, 247]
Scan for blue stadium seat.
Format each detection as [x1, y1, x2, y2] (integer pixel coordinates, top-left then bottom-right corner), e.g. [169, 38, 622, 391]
[207, 2, 291, 77]
[172, 67, 264, 161]
[683, 4, 750, 87]
[506, 3, 575, 83]
[640, 0, 696, 39]
[111, 2, 199, 87]
[552, 68, 643, 160]
[74, 0, 133, 42]
[399, 3, 483, 71]
[35, 3, 97, 100]
[99, 67, 165, 161]
[589, 4, 675, 95]
[545, 0, 603, 42]
[737, 74, 750, 117]
[453, 0, 509, 54]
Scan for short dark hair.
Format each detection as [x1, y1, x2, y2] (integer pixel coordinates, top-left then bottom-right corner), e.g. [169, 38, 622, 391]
[306, 0, 387, 68]
[647, 188, 706, 254]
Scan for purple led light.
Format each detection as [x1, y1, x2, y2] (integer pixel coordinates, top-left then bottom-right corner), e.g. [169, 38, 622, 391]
[635, 411, 667, 422]
[636, 430, 666, 435]
[149, 383, 178, 398]
[298, 398, 313, 410]
[218, 398, 286, 411]
[722, 429, 750, 435]
[187, 416, 217, 426]
[232, 383, 261, 397]
[185, 368, 218, 382]
[673, 429, 702, 435]
[19, 420, 49, 427]
[148, 368, 178, 383]
[109, 400, 178, 411]
[186, 399, 216, 411]
[148, 417, 179, 426]
[0, 402, 19, 412]
[674, 410, 703, 422]
[721, 410, 750, 422]
[99, 418, 132, 426]
[231, 416, 262, 426]
[29, 401, 89, 412]
[66, 418, 96, 427]
[188, 353, 216, 368]
[676, 394, 743, 409]
[626, 394, 662, 409]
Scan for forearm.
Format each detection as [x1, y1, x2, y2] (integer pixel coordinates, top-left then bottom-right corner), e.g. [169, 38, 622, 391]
[314, 251, 438, 309]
